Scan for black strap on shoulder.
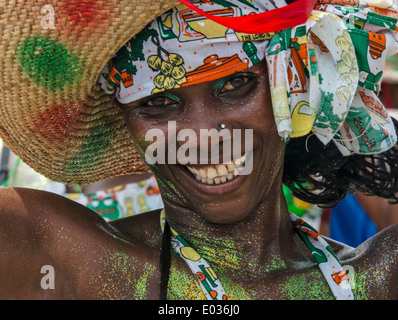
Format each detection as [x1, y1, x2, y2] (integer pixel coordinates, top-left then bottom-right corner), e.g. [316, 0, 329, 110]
[159, 220, 171, 300]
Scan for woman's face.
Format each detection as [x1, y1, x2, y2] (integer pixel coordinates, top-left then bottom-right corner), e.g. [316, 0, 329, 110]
[120, 60, 286, 224]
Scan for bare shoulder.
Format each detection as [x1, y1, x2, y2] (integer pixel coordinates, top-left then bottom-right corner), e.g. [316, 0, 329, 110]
[109, 208, 164, 249]
[324, 224, 398, 299]
[0, 187, 122, 240]
[0, 186, 100, 218]
[0, 187, 164, 254]
[0, 187, 162, 299]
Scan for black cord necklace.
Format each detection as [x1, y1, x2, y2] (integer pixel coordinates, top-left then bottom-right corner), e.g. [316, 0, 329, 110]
[159, 220, 171, 300]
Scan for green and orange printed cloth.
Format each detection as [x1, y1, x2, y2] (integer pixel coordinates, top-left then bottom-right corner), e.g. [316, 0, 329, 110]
[100, 0, 398, 156]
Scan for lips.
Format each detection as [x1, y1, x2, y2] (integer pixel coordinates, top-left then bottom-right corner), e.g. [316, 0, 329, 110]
[185, 153, 246, 185]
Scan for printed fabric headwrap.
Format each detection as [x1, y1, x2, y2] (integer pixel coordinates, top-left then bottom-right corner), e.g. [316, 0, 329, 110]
[99, 0, 398, 156]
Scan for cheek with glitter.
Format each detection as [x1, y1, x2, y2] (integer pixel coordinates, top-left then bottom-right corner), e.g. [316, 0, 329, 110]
[129, 134, 186, 202]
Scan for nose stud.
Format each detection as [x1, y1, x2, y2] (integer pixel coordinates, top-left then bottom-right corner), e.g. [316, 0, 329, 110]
[218, 123, 226, 130]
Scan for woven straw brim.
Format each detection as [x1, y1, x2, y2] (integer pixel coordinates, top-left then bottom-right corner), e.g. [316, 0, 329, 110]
[0, 0, 179, 185]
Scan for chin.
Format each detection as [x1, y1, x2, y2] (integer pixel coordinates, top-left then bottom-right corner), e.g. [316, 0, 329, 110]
[194, 197, 255, 225]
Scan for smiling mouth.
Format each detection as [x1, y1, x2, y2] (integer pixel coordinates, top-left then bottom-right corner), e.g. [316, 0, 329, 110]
[185, 153, 246, 185]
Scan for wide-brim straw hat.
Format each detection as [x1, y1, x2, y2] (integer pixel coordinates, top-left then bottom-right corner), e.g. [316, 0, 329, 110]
[0, 0, 179, 185]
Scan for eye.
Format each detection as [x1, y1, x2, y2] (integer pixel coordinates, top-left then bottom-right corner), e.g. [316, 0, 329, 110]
[220, 75, 250, 93]
[143, 95, 176, 107]
[139, 92, 181, 108]
[136, 92, 181, 118]
[215, 73, 258, 99]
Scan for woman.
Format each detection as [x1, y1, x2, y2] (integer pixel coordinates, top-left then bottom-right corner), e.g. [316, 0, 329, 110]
[0, 0, 397, 300]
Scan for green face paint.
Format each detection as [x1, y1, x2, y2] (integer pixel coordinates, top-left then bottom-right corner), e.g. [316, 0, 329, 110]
[162, 92, 182, 104]
[213, 76, 229, 94]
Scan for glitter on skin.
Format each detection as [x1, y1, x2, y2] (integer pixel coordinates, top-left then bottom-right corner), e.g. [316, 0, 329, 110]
[135, 262, 156, 300]
[130, 138, 186, 202]
[166, 236, 340, 300]
[143, 229, 159, 248]
[281, 269, 334, 300]
[167, 257, 206, 300]
[170, 223, 339, 299]
[351, 270, 372, 300]
[88, 249, 156, 300]
[219, 276, 252, 300]
[350, 252, 398, 299]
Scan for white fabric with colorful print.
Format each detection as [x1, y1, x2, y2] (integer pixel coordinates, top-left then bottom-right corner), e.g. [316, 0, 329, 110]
[99, 0, 398, 157]
[291, 213, 354, 300]
[160, 210, 228, 300]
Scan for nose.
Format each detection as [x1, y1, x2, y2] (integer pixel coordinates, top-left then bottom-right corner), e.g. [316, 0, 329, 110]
[173, 96, 233, 165]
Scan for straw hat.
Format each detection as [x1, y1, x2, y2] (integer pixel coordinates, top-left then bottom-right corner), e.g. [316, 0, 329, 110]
[0, 0, 181, 185]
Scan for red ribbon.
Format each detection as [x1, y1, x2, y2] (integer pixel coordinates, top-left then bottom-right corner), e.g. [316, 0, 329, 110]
[176, 0, 317, 34]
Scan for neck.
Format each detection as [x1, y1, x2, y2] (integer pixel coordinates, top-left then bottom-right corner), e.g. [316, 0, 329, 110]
[163, 186, 304, 275]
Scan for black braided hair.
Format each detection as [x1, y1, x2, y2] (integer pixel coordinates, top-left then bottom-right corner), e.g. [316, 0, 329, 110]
[283, 118, 398, 207]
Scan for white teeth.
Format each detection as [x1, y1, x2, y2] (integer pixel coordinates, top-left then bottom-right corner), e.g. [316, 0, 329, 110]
[234, 154, 246, 166]
[217, 165, 228, 176]
[186, 153, 247, 185]
[227, 163, 235, 172]
[207, 168, 218, 180]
